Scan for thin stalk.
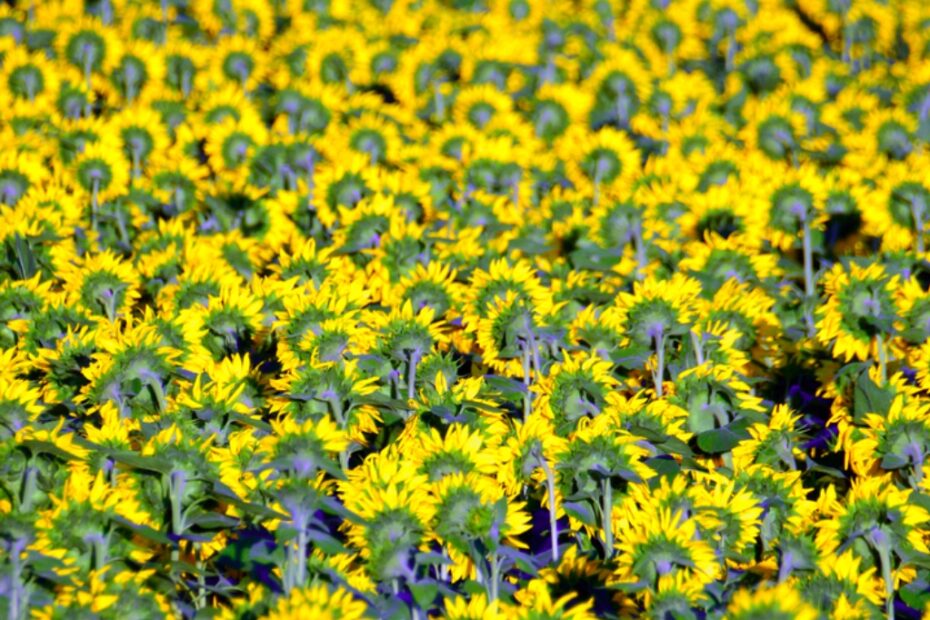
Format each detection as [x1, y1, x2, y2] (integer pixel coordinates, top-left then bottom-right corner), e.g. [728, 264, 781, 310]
[521, 341, 532, 421]
[20, 459, 37, 513]
[161, 0, 169, 45]
[725, 32, 735, 73]
[691, 330, 704, 366]
[91, 177, 100, 242]
[440, 546, 449, 581]
[777, 550, 793, 583]
[912, 201, 925, 254]
[147, 377, 168, 412]
[195, 549, 207, 609]
[168, 470, 186, 564]
[10, 538, 25, 620]
[802, 216, 814, 298]
[538, 453, 559, 562]
[653, 331, 666, 398]
[407, 350, 420, 418]
[602, 478, 613, 558]
[295, 514, 309, 590]
[633, 216, 646, 280]
[83, 54, 94, 118]
[873, 532, 895, 620]
[877, 334, 887, 384]
[488, 551, 500, 602]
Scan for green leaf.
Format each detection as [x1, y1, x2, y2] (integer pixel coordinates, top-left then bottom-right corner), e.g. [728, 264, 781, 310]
[562, 501, 597, 526]
[880, 453, 910, 470]
[108, 450, 172, 474]
[696, 426, 749, 454]
[112, 516, 172, 545]
[901, 581, 930, 613]
[609, 344, 652, 370]
[19, 440, 76, 462]
[853, 373, 894, 422]
[409, 582, 438, 609]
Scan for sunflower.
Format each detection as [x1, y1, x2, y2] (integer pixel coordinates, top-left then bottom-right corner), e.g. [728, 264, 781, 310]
[731, 404, 807, 472]
[613, 272, 703, 396]
[0, 149, 51, 208]
[560, 127, 641, 206]
[533, 351, 620, 436]
[865, 158, 930, 253]
[612, 507, 719, 593]
[0, 45, 60, 115]
[800, 550, 885, 618]
[32, 326, 97, 404]
[30, 466, 158, 574]
[260, 583, 368, 620]
[72, 141, 131, 224]
[179, 284, 267, 368]
[557, 415, 655, 551]
[724, 582, 818, 620]
[78, 317, 182, 417]
[815, 475, 929, 610]
[429, 471, 531, 584]
[59, 251, 140, 322]
[112, 106, 170, 182]
[338, 450, 436, 581]
[697, 279, 783, 369]
[691, 475, 764, 562]
[204, 115, 267, 187]
[103, 38, 164, 105]
[402, 423, 498, 483]
[850, 395, 930, 486]
[816, 261, 900, 364]
[269, 358, 381, 446]
[508, 577, 598, 619]
[584, 48, 653, 131]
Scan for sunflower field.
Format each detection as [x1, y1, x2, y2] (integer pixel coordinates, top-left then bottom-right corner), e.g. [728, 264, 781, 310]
[3, 0, 930, 618]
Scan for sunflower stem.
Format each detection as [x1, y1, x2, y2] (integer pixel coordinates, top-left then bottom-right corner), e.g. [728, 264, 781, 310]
[83, 53, 94, 118]
[195, 549, 207, 609]
[653, 330, 666, 398]
[521, 341, 532, 421]
[538, 452, 559, 562]
[691, 330, 704, 366]
[725, 32, 735, 73]
[877, 333, 887, 384]
[633, 215, 646, 280]
[10, 538, 24, 620]
[488, 551, 500, 602]
[407, 349, 420, 415]
[601, 477, 613, 558]
[160, 0, 169, 45]
[802, 216, 814, 298]
[870, 529, 895, 620]
[19, 458, 37, 513]
[147, 377, 168, 412]
[91, 177, 100, 243]
[912, 200, 925, 254]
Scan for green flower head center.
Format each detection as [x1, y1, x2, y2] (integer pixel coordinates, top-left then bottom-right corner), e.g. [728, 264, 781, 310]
[0, 169, 30, 205]
[350, 128, 388, 163]
[770, 184, 813, 232]
[838, 279, 894, 336]
[627, 298, 680, 346]
[77, 158, 114, 192]
[877, 121, 912, 160]
[696, 208, 742, 239]
[582, 148, 622, 185]
[8, 64, 44, 100]
[888, 181, 930, 229]
[66, 30, 106, 73]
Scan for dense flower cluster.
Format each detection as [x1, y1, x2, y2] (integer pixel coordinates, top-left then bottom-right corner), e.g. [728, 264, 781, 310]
[2, 0, 930, 618]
